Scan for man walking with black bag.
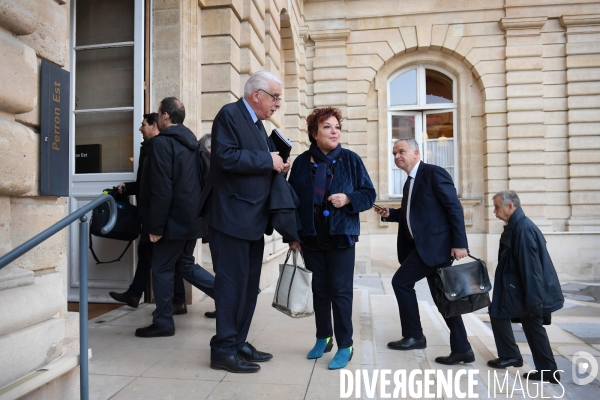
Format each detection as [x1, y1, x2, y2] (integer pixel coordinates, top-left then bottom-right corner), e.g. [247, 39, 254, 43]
[488, 190, 564, 384]
[135, 97, 215, 338]
[374, 138, 474, 365]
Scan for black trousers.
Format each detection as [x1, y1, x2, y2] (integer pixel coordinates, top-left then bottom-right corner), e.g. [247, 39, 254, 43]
[151, 238, 216, 329]
[391, 247, 471, 353]
[303, 246, 355, 348]
[209, 226, 263, 361]
[128, 240, 186, 304]
[490, 314, 558, 371]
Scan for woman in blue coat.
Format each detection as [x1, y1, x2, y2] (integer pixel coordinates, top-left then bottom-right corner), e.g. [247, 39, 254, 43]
[288, 107, 376, 369]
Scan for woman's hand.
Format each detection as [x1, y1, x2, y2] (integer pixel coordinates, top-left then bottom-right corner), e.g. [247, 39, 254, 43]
[289, 241, 302, 251]
[328, 193, 350, 208]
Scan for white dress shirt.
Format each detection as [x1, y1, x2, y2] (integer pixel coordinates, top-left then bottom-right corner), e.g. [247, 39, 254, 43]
[406, 160, 421, 238]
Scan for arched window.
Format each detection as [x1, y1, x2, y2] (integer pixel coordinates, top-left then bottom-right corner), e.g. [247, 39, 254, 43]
[387, 65, 458, 196]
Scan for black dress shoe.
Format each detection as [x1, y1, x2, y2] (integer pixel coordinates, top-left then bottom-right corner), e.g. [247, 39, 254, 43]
[205, 310, 216, 318]
[135, 324, 175, 338]
[109, 291, 140, 308]
[524, 370, 561, 384]
[237, 342, 273, 362]
[435, 350, 475, 365]
[387, 337, 427, 350]
[487, 357, 523, 369]
[210, 354, 260, 373]
[173, 303, 187, 315]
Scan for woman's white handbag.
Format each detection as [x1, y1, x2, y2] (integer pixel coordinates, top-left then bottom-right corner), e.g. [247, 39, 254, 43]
[272, 249, 314, 318]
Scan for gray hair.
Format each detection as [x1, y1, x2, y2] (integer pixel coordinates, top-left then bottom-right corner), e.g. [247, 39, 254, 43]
[199, 133, 211, 150]
[244, 70, 283, 97]
[394, 137, 420, 152]
[493, 190, 521, 208]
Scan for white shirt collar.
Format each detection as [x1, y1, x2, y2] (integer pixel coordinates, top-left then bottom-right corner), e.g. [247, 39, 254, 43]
[408, 160, 421, 179]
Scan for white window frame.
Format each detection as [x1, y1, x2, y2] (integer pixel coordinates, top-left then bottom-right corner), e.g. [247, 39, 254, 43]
[69, 0, 145, 182]
[387, 65, 458, 197]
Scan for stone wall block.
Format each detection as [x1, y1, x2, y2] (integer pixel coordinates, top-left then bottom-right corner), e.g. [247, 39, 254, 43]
[507, 137, 546, 152]
[314, 80, 347, 94]
[430, 24, 448, 50]
[399, 26, 418, 52]
[507, 124, 545, 138]
[202, 64, 240, 92]
[313, 55, 347, 69]
[266, 34, 281, 69]
[507, 110, 544, 125]
[568, 109, 600, 123]
[509, 165, 547, 179]
[0, 31, 37, 115]
[242, 0, 265, 42]
[567, 81, 600, 96]
[484, 100, 507, 114]
[416, 24, 432, 50]
[239, 47, 262, 75]
[543, 97, 567, 111]
[568, 95, 600, 109]
[19, 0, 68, 67]
[544, 111, 567, 125]
[505, 44, 543, 58]
[507, 57, 543, 71]
[507, 97, 544, 111]
[483, 86, 507, 101]
[240, 22, 266, 65]
[10, 197, 67, 271]
[571, 177, 600, 191]
[543, 57, 566, 71]
[567, 67, 600, 82]
[569, 135, 600, 150]
[566, 41, 600, 55]
[0, 0, 37, 35]
[507, 84, 544, 98]
[569, 149, 600, 164]
[202, 0, 244, 18]
[347, 42, 394, 60]
[484, 153, 508, 167]
[347, 54, 383, 70]
[348, 28, 401, 44]
[568, 122, 599, 136]
[506, 70, 543, 85]
[0, 118, 37, 196]
[348, 80, 370, 94]
[0, 318, 65, 387]
[315, 67, 347, 81]
[508, 151, 546, 166]
[484, 139, 508, 154]
[201, 36, 240, 69]
[314, 93, 348, 108]
[202, 8, 241, 44]
[0, 283, 63, 337]
[544, 83, 567, 98]
[479, 73, 506, 88]
[566, 54, 600, 69]
[570, 164, 600, 177]
[543, 43, 567, 58]
[201, 92, 237, 120]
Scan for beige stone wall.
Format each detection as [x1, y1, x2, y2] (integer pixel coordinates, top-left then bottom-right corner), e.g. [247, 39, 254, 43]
[0, 0, 75, 393]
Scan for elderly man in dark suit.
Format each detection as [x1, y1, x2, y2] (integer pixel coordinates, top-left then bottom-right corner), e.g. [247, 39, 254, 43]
[200, 70, 290, 373]
[374, 138, 474, 365]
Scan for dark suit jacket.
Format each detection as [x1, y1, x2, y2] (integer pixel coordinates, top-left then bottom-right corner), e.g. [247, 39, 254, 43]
[199, 98, 274, 241]
[384, 162, 468, 267]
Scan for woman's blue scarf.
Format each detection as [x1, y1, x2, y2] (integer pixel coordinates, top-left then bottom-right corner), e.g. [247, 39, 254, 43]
[309, 143, 342, 205]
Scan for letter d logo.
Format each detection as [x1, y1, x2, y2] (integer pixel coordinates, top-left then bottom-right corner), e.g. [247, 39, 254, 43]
[572, 351, 598, 385]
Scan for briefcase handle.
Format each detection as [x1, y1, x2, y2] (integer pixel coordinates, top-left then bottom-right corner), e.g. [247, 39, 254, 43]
[449, 253, 481, 265]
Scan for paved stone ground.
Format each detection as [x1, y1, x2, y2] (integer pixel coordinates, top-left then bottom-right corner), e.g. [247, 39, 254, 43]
[87, 264, 600, 399]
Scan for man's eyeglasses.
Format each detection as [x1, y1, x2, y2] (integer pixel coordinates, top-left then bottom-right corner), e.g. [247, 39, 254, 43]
[259, 89, 282, 103]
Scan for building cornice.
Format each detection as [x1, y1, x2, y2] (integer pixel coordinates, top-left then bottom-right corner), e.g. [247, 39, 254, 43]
[499, 16, 547, 31]
[559, 14, 600, 28]
[309, 28, 351, 42]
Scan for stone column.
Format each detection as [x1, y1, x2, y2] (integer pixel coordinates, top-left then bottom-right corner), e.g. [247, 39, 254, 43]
[542, 19, 570, 231]
[500, 17, 552, 231]
[560, 14, 600, 231]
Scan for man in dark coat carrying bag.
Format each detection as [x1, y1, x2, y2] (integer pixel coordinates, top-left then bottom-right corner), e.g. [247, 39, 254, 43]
[134, 97, 215, 338]
[488, 190, 564, 384]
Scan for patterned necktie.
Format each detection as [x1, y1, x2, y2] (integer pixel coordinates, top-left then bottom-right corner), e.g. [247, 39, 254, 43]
[402, 176, 412, 239]
[255, 120, 270, 151]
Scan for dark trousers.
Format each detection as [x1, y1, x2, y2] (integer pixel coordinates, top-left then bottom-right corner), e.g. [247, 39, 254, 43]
[490, 315, 558, 371]
[303, 246, 355, 348]
[129, 240, 186, 304]
[151, 239, 216, 329]
[391, 247, 471, 353]
[209, 226, 263, 360]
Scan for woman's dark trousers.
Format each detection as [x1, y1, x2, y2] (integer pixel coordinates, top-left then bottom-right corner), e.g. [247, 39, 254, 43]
[303, 245, 355, 348]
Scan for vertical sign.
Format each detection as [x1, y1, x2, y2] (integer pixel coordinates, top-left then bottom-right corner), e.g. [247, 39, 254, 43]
[40, 59, 70, 196]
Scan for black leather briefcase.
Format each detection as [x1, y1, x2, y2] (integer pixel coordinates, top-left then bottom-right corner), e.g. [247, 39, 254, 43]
[432, 254, 491, 318]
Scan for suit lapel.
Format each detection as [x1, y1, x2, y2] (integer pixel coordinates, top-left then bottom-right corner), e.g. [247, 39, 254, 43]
[410, 161, 425, 202]
[236, 99, 268, 151]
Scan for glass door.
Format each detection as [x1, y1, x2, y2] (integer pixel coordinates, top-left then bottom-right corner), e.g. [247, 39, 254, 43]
[68, 0, 145, 302]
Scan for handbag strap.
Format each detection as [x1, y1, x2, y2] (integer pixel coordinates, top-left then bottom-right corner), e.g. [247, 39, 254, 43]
[89, 229, 134, 265]
[274, 249, 292, 303]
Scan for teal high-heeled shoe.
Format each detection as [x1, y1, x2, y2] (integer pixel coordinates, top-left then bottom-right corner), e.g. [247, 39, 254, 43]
[307, 337, 334, 359]
[328, 346, 353, 370]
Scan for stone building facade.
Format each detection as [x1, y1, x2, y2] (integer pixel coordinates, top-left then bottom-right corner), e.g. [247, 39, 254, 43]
[0, 0, 599, 397]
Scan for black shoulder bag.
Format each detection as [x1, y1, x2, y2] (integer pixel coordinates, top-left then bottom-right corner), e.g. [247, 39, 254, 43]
[432, 254, 492, 318]
[89, 187, 140, 264]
